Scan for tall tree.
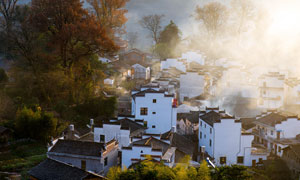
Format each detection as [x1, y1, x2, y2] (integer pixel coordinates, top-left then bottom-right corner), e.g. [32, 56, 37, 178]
[139, 14, 164, 44]
[127, 32, 138, 49]
[0, 0, 18, 57]
[195, 2, 228, 40]
[87, 0, 129, 37]
[154, 20, 181, 59]
[231, 0, 255, 41]
[0, 0, 18, 31]
[28, 0, 118, 104]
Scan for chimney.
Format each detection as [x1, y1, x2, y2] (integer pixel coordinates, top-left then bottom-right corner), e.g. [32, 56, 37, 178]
[171, 126, 176, 133]
[66, 124, 75, 140]
[276, 130, 281, 140]
[90, 119, 94, 132]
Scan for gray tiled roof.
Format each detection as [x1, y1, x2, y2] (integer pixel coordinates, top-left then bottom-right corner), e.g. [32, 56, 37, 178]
[28, 158, 106, 180]
[49, 140, 104, 157]
[256, 113, 287, 126]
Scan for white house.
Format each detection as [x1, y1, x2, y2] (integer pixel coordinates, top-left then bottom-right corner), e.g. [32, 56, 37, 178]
[48, 139, 119, 175]
[104, 78, 114, 86]
[131, 64, 151, 80]
[258, 72, 285, 109]
[99, 57, 112, 63]
[253, 111, 300, 157]
[179, 71, 205, 102]
[121, 130, 196, 169]
[94, 118, 146, 147]
[131, 88, 177, 134]
[284, 77, 300, 106]
[161, 59, 186, 72]
[121, 136, 174, 169]
[198, 107, 268, 167]
[181, 51, 205, 65]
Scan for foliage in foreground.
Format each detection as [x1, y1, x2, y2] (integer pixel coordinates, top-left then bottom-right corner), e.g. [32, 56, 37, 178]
[15, 107, 57, 142]
[107, 156, 251, 180]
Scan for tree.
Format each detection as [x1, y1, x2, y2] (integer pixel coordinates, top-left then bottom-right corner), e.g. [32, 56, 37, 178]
[87, 0, 129, 36]
[154, 20, 181, 59]
[0, 68, 8, 86]
[139, 14, 164, 44]
[15, 107, 57, 142]
[198, 160, 211, 180]
[212, 165, 251, 180]
[0, 0, 18, 31]
[231, 0, 255, 41]
[0, 0, 18, 58]
[127, 32, 138, 49]
[195, 2, 228, 40]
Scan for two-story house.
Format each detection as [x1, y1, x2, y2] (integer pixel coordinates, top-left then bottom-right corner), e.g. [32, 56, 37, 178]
[48, 139, 118, 175]
[198, 107, 268, 166]
[179, 71, 205, 102]
[93, 118, 146, 147]
[253, 111, 300, 157]
[258, 72, 285, 109]
[131, 88, 177, 134]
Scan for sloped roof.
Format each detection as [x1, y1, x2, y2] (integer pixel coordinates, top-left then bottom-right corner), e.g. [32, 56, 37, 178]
[28, 158, 106, 180]
[177, 111, 200, 123]
[160, 131, 196, 156]
[240, 118, 256, 130]
[132, 137, 170, 154]
[49, 140, 105, 157]
[200, 111, 221, 126]
[132, 89, 174, 98]
[119, 118, 146, 134]
[171, 133, 195, 156]
[256, 113, 287, 126]
[284, 144, 300, 158]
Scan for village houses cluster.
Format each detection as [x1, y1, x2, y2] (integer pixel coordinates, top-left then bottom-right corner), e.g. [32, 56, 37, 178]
[29, 49, 300, 179]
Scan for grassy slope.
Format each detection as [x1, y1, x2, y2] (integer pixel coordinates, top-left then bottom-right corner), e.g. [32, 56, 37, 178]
[0, 141, 47, 179]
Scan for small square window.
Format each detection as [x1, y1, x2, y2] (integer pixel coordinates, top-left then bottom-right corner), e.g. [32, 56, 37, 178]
[81, 160, 86, 170]
[104, 157, 108, 166]
[209, 139, 212, 147]
[140, 107, 148, 115]
[210, 128, 212, 134]
[153, 99, 157, 103]
[237, 156, 244, 164]
[200, 132, 202, 139]
[204, 134, 206, 139]
[141, 150, 143, 153]
[152, 112, 156, 114]
[152, 125, 156, 128]
[100, 135, 105, 142]
[220, 157, 226, 165]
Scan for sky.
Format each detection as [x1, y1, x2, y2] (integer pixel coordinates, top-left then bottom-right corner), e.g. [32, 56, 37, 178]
[124, 0, 218, 50]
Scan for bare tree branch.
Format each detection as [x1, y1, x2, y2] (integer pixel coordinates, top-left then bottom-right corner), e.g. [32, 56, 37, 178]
[139, 14, 164, 44]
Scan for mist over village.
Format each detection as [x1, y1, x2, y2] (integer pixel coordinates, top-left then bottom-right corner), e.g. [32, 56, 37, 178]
[1, 0, 300, 179]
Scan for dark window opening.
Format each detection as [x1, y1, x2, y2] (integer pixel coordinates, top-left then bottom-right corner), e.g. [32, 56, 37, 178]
[237, 156, 244, 164]
[153, 99, 157, 103]
[140, 107, 148, 115]
[100, 135, 105, 142]
[81, 160, 86, 170]
[220, 157, 226, 165]
[104, 157, 108, 166]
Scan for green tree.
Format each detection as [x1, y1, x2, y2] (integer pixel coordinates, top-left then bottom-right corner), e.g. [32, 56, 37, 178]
[154, 20, 181, 59]
[212, 165, 251, 180]
[15, 107, 57, 142]
[198, 160, 211, 180]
